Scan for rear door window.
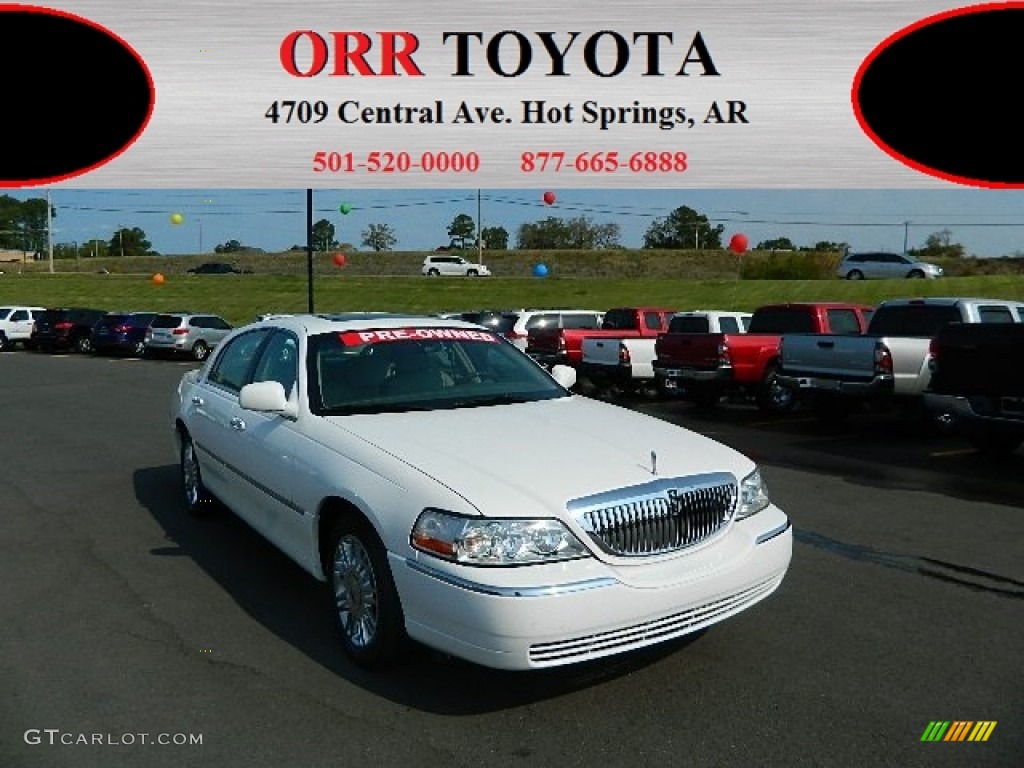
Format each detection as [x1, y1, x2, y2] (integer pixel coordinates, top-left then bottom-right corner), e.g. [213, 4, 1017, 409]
[560, 313, 601, 330]
[152, 315, 183, 329]
[868, 305, 960, 336]
[748, 307, 816, 334]
[669, 315, 710, 333]
[977, 306, 1014, 323]
[826, 308, 862, 335]
[719, 317, 739, 334]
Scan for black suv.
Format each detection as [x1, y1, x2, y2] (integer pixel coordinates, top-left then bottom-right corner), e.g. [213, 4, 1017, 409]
[30, 307, 107, 353]
[186, 262, 252, 275]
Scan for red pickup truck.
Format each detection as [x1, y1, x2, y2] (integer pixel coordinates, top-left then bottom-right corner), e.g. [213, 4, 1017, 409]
[526, 306, 677, 369]
[652, 302, 875, 412]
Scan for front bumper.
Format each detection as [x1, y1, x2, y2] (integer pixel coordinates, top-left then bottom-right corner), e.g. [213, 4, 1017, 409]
[393, 505, 792, 670]
[776, 372, 893, 399]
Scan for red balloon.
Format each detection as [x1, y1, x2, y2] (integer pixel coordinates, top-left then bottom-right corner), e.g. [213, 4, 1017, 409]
[729, 233, 749, 254]
[332, 253, 347, 267]
[542, 191, 556, 205]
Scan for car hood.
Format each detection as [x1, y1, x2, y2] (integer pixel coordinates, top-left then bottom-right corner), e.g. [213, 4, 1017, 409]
[323, 396, 752, 517]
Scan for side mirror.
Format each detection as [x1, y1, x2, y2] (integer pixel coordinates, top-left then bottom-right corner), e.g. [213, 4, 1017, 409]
[550, 364, 577, 390]
[239, 381, 298, 419]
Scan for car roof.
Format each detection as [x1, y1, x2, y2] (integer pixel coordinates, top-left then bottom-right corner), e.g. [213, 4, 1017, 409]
[877, 297, 1024, 307]
[249, 312, 492, 335]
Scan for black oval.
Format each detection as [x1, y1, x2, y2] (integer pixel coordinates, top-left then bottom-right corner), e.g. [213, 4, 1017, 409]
[0, 5, 154, 187]
[853, 3, 1024, 188]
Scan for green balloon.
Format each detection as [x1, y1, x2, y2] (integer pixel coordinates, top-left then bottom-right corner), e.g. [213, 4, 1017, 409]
[339, 203, 352, 214]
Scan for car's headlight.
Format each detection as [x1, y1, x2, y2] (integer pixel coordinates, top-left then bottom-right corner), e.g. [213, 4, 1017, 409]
[411, 509, 591, 565]
[737, 468, 770, 520]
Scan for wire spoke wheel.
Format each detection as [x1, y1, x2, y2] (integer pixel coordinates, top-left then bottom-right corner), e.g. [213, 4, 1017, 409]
[332, 535, 380, 649]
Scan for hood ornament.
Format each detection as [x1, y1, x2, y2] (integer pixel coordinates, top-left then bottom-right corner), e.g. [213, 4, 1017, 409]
[650, 450, 658, 476]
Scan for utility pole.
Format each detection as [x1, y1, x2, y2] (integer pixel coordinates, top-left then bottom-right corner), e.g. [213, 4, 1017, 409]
[903, 221, 910, 254]
[306, 189, 314, 313]
[46, 190, 53, 273]
[477, 189, 483, 265]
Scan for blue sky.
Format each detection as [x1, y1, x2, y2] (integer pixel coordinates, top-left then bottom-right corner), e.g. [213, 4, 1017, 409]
[9, 188, 1024, 257]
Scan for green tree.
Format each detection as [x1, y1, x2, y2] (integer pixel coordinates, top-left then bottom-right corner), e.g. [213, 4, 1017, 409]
[912, 229, 965, 259]
[803, 240, 849, 253]
[757, 237, 796, 251]
[82, 238, 109, 258]
[517, 216, 621, 249]
[0, 195, 55, 253]
[108, 227, 155, 257]
[446, 213, 476, 249]
[361, 222, 397, 252]
[215, 239, 244, 253]
[311, 219, 339, 252]
[643, 206, 723, 249]
[480, 225, 509, 250]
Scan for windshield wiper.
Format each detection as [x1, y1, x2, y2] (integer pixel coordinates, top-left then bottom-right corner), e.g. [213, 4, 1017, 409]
[450, 394, 534, 408]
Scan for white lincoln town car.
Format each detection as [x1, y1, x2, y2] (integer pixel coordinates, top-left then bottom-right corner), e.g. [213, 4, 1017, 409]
[170, 313, 792, 670]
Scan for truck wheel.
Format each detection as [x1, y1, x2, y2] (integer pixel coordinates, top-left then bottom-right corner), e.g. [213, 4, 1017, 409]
[966, 431, 1022, 456]
[845, 270, 864, 280]
[756, 365, 795, 414]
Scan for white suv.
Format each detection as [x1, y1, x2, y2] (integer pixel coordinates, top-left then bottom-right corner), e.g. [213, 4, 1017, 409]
[0, 306, 45, 351]
[422, 255, 491, 277]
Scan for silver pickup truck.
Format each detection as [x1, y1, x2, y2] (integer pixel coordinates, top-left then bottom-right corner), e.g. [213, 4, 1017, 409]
[777, 297, 1024, 416]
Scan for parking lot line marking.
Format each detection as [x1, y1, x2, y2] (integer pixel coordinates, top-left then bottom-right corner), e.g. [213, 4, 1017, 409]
[930, 448, 977, 457]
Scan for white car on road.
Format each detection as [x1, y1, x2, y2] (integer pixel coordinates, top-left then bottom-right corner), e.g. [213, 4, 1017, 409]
[170, 313, 791, 670]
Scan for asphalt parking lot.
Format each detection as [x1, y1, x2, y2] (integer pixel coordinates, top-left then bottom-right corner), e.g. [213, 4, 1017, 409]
[1, 353, 1021, 768]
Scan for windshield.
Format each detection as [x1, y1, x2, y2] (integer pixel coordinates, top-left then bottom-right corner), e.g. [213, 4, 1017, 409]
[309, 328, 568, 415]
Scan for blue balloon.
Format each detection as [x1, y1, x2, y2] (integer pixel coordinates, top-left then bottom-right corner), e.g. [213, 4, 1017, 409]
[533, 263, 549, 278]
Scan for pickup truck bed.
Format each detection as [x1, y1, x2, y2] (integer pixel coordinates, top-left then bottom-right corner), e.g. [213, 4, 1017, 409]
[653, 303, 873, 413]
[924, 322, 1024, 454]
[778, 297, 1024, 420]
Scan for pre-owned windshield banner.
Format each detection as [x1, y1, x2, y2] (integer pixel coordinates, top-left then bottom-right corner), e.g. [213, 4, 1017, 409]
[4, 0, 1019, 189]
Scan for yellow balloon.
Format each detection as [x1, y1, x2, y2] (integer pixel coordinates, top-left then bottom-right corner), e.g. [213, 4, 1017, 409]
[170, 213, 184, 225]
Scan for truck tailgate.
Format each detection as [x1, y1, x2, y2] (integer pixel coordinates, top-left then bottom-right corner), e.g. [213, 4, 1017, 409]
[581, 336, 622, 366]
[781, 334, 877, 379]
[655, 333, 724, 368]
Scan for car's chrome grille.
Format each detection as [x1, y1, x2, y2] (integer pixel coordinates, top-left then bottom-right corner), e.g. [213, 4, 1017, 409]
[570, 473, 737, 557]
[528, 574, 783, 665]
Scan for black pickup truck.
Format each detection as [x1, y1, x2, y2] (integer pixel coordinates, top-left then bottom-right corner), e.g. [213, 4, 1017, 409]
[924, 322, 1024, 455]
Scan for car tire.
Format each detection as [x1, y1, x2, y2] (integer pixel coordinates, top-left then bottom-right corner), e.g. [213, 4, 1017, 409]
[427, 268, 440, 276]
[75, 336, 92, 354]
[192, 341, 209, 361]
[907, 269, 925, 278]
[133, 341, 147, 358]
[756, 363, 795, 414]
[466, 269, 478, 277]
[327, 518, 406, 668]
[180, 431, 215, 517]
[0, 333, 8, 352]
[845, 270, 864, 280]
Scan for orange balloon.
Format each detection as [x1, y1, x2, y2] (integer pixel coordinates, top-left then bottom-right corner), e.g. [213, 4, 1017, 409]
[152, 273, 165, 285]
[332, 253, 347, 267]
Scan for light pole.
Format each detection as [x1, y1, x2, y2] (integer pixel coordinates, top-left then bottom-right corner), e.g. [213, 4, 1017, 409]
[477, 189, 483, 265]
[903, 221, 910, 254]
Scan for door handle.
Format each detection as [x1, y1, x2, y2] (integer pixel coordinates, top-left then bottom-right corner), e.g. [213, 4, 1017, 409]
[191, 396, 204, 406]
[230, 417, 246, 431]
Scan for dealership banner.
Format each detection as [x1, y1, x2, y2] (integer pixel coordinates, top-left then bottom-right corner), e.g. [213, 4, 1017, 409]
[3, 0, 1019, 188]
